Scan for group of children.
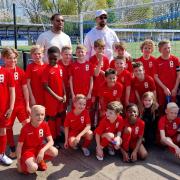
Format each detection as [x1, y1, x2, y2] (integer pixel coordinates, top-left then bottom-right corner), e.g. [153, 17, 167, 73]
[0, 38, 179, 174]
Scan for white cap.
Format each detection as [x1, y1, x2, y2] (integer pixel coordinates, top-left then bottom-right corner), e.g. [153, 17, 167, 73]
[95, 10, 107, 18]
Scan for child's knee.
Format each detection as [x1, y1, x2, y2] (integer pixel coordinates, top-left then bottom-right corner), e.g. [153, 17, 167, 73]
[124, 127, 132, 134]
[102, 132, 114, 140]
[51, 147, 58, 157]
[140, 150, 148, 160]
[86, 130, 93, 139]
[27, 163, 38, 173]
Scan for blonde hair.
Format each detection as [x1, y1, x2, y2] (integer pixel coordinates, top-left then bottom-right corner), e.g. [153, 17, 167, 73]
[76, 44, 87, 51]
[114, 55, 126, 61]
[166, 102, 179, 110]
[31, 105, 45, 114]
[113, 41, 126, 50]
[73, 94, 87, 103]
[61, 45, 72, 52]
[158, 40, 170, 48]
[140, 39, 155, 51]
[107, 101, 123, 114]
[1, 47, 18, 58]
[30, 45, 44, 55]
[94, 39, 105, 48]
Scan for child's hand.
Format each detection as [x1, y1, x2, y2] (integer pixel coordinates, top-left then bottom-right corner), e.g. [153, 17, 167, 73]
[26, 105, 31, 115]
[114, 136, 122, 149]
[122, 151, 130, 162]
[75, 135, 81, 144]
[175, 147, 180, 159]
[63, 95, 66, 103]
[96, 146, 103, 157]
[171, 88, 177, 97]
[36, 149, 45, 163]
[131, 150, 137, 162]
[163, 87, 171, 96]
[16, 159, 22, 173]
[4, 108, 13, 119]
[57, 96, 64, 102]
[64, 141, 69, 149]
[97, 53, 103, 62]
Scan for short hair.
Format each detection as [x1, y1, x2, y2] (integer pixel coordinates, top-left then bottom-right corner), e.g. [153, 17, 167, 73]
[31, 105, 45, 114]
[73, 94, 87, 103]
[50, 13, 62, 21]
[30, 45, 44, 55]
[158, 40, 170, 48]
[132, 61, 143, 69]
[140, 39, 155, 51]
[94, 39, 105, 48]
[113, 41, 126, 50]
[105, 68, 117, 77]
[166, 102, 179, 110]
[126, 103, 139, 114]
[47, 46, 60, 55]
[114, 55, 126, 61]
[76, 44, 87, 51]
[107, 101, 123, 114]
[61, 45, 72, 52]
[1, 47, 18, 58]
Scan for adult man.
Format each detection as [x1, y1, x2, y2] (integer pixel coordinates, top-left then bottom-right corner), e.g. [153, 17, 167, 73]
[37, 13, 72, 63]
[84, 10, 119, 61]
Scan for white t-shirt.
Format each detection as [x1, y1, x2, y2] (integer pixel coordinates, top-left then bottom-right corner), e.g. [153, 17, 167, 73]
[84, 26, 119, 61]
[36, 30, 71, 63]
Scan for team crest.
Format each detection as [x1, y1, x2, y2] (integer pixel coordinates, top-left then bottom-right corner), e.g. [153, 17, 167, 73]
[113, 90, 117, 96]
[85, 64, 89, 71]
[173, 122, 177, 129]
[80, 116, 85, 123]
[144, 82, 149, 88]
[169, 61, 174, 68]
[149, 62, 152, 68]
[135, 127, 139, 134]
[0, 74, 4, 83]
[60, 69, 63, 77]
[14, 72, 19, 80]
[39, 129, 44, 137]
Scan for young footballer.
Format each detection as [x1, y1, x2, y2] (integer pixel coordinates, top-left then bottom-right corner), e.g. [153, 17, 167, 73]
[16, 105, 58, 174]
[26, 45, 46, 106]
[95, 101, 124, 161]
[0, 66, 15, 165]
[120, 104, 148, 162]
[158, 102, 180, 159]
[64, 94, 93, 156]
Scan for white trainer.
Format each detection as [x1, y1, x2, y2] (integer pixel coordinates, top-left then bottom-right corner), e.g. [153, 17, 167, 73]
[0, 154, 13, 165]
[108, 147, 115, 156]
[81, 147, 90, 156]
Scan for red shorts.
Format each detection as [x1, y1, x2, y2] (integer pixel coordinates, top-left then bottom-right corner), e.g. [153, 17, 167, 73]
[0, 113, 11, 128]
[8, 104, 29, 127]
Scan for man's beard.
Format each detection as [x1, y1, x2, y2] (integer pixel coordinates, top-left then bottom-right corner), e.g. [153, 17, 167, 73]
[99, 22, 106, 28]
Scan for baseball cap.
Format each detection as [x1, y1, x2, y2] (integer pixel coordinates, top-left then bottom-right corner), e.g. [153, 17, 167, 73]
[95, 10, 107, 18]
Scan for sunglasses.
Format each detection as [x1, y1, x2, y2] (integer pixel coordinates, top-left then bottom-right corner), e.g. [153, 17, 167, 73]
[99, 16, 107, 20]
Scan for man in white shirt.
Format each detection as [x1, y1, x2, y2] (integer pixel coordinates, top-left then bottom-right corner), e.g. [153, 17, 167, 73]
[37, 13, 72, 63]
[84, 10, 119, 61]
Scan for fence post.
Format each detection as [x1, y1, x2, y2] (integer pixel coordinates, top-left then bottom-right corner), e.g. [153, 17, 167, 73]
[22, 51, 28, 70]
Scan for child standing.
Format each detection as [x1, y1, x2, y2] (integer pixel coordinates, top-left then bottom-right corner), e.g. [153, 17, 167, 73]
[120, 104, 148, 162]
[158, 102, 180, 159]
[141, 92, 159, 148]
[42, 46, 66, 149]
[26, 45, 46, 106]
[2, 47, 30, 159]
[154, 40, 180, 111]
[64, 94, 93, 156]
[136, 39, 156, 79]
[0, 66, 15, 165]
[95, 101, 124, 160]
[16, 105, 58, 174]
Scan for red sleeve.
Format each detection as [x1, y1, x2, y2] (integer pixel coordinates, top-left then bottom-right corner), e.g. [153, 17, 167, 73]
[124, 72, 132, 87]
[117, 83, 123, 98]
[158, 117, 165, 130]
[84, 110, 91, 125]
[117, 116, 124, 132]
[94, 118, 106, 135]
[110, 60, 115, 69]
[69, 64, 75, 77]
[44, 122, 51, 137]
[154, 58, 159, 75]
[104, 57, 110, 70]
[89, 63, 94, 76]
[7, 71, 15, 87]
[41, 67, 49, 84]
[149, 76, 156, 91]
[64, 112, 71, 127]
[20, 69, 27, 85]
[18, 126, 26, 143]
[26, 64, 32, 79]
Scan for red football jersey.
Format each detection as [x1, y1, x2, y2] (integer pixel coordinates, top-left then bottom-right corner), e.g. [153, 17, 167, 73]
[8, 66, 27, 105]
[18, 121, 51, 152]
[98, 82, 123, 110]
[0, 66, 14, 113]
[158, 115, 180, 137]
[26, 63, 46, 105]
[64, 109, 91, 136]
[110, 58, 133, 73]
[89, 55, 109, 96]
[117, 70, 132, 88]
[123, 118, 145, 141]
[132, 75, 156, 97]
[136, 55, 156, 78]
[94, 115, 124, 135]
[70, 61, 94, 96]
[155, 55, 180, 90]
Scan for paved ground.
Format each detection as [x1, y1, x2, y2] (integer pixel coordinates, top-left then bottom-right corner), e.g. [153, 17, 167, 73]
[0, 120, 180, 180]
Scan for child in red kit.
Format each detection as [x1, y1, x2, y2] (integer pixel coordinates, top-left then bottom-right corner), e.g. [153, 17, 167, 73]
[64, 94, 93, 156]
[0, 66, 15, 165]
[42, 46, 66, 149]
[154, 40, 180, 111]
[120, 104, 148, 162]
[132, 62, 156, 109]
[136, 39, 156, 78]
[16, 105, 58, 174]
[26, 45, 46, 106]
[114, 55, 133, 106]
[95, 101, 124, 161]
[2, 47, 30, 159]
[98, 68, 123, 117]
[158, 102, 180, 159]
[69, 44, 93, 108]
[111, 42, 133, 73]
[89, 39, 109, 127]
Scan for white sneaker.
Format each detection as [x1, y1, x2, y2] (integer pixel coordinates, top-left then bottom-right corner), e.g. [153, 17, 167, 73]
[81, 147, 90, 156]
[108, 147, 115, 156]
[96, 154, 104, 161]
[0, 154, 13, 165]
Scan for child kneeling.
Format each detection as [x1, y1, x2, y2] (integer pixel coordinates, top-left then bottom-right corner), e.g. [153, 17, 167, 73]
[95, 101, 124, 160]
[16, 105, 58, 174]
[64, 94, 93, 156]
